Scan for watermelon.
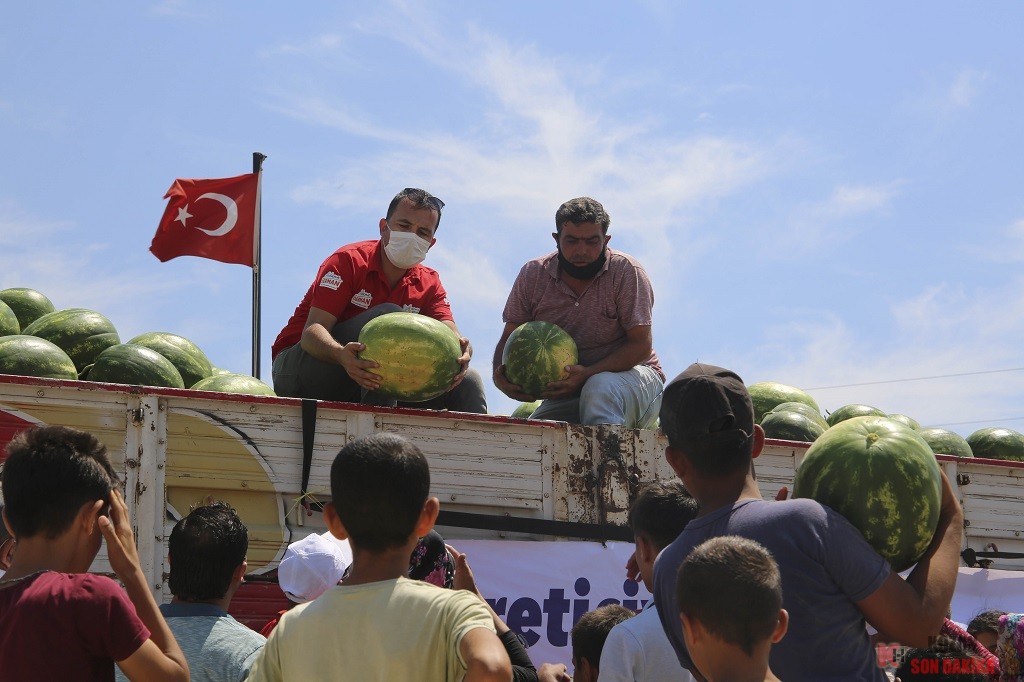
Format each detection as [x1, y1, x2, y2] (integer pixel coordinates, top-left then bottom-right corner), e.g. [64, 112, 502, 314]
[210, 366, 233, 376]
[0, 301, 19, 337]
[22, 308, 120, 372]
[918, 428, 973, 458]
[747, 382, 819, 424]
[358, 312, 462, 402]
[825, 403, 886, 427]
[127, 332, 213, 388]
[0, 335, 78, 380]
[511, 400, 542, 419]
[793, 416, 942, 571]
[191, 373, 276, 397]
[887, 414, 920, 430]
[764, 401, 827, 430]
[501, 321, 578, 399]
[87, 343, 185, 388]
[966, 427, 1024, 462]
[760, 410, 826, 442]
[0, 288, 55, 329]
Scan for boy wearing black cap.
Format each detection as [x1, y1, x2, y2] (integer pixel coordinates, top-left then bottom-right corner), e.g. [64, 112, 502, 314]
[652, 362, 964, 682]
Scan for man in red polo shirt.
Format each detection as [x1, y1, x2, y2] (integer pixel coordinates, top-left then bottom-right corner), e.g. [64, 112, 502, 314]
[271, 188, 486, 412]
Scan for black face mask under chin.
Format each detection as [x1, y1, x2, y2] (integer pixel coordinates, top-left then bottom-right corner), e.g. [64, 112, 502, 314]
[557, 246, 607, 280]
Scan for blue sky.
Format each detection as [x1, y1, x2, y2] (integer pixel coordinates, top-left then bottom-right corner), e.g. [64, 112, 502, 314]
[2, 2, 1022, 434]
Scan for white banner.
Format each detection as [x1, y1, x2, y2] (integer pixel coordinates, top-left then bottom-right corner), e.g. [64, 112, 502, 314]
[454, 540, 1024, 671]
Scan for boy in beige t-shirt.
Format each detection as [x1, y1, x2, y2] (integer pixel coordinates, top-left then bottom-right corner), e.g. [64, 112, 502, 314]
[248, 433, 510, 682]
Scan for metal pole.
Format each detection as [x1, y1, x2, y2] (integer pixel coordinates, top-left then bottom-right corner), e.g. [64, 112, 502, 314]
[252, 152, 267, 378]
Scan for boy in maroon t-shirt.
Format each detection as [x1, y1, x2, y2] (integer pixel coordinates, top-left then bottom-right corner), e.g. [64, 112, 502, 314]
[0, 425, 188, 681]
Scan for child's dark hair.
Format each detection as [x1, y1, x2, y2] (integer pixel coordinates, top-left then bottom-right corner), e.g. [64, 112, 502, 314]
[895, 635, 989, 681]
[966, 609, 1006, 639]
[168, 501, 249, 602]
[676, 535, 782, 657]
[1, 425, 117, 539]
[330, 433, 430, 552]
[571, 603, 634, 669]
[627, 480, 699, 550]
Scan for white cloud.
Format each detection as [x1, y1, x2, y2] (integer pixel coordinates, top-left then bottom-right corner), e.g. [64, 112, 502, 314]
[0, 200, 72, 247]
[776, 181, 903, 254]
[947, 69, 989, 110]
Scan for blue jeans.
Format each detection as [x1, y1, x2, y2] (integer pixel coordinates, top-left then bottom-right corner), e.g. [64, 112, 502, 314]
[528, 365, 663, 429]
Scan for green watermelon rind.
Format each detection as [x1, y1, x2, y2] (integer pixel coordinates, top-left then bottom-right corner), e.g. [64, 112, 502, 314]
[760, 410, 826, 443]
[0, 288, 55, 329]
[0, 300, 19, 337]
[887, 414, 921, 430]
[192, 373, 277, 397]
[966, 427, 1024, 462]
[764, 401, 827, 429]
[502, 321, 578, 399]
[793, 416, 942, 572]
[87, 343, 185, 389]
[511, 400, 542, 419]
[747, 382, 819, 424]
[0, 335, 78, 380]
[127, 332, 213, 389]
[825, 403, 886, 427]
[358, 312, 462, 402]
[22, 308, 121, 373]
[917, 428, 973, 458]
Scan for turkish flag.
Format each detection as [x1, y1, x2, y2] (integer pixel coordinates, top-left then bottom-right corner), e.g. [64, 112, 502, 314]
[150, 173, 259, 267]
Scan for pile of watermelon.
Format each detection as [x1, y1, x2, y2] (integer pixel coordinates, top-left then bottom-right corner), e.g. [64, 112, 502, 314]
[748, 380, 1024, 462]
[0, 287, 274, 397]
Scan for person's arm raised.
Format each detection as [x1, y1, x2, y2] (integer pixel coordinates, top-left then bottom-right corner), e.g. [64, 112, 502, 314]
[856, 469, 964, 647]
[99, 490, 188, 682]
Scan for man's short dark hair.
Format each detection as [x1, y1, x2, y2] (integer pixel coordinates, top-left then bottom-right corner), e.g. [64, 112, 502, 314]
[168, 501, 248, 602]
[555, 197, 610, 234]
[571, 603, 634, 669]
[386, 188, 444, 230]
[1, 426, 117, 539]
[627, 480, 699, 550]
[966, 609, 1006, 638]
[330, 433, 430, 552]
[676, 535, 782, 657]
[660, 363, 755, 476]
[895, 635, 989, 682]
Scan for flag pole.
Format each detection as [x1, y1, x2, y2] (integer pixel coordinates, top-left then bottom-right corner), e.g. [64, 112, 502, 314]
[252, 152, 267, 379]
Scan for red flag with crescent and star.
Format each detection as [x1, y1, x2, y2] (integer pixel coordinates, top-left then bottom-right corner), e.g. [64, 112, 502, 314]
[150, 173, 259, 267]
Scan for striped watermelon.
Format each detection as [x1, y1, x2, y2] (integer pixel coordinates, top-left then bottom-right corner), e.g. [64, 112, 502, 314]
[0, 335, 78, 380]
[87, 343, 184, 388]
[764, 401, 827, 429]
[918, 428, 973, 458]
[22, 308, 120, 373]
[760, 410, 826, 442]
[966, 427, 1024, 462]
[511, 400, 542, 419]
[501, 321, 578, 399]
[747, 382, 819, 424]
[191, 373, 276, 397]
[127, 332, 213, 388]
[793, 416, 942, 571]
[887, 413, 920, 430]
[0, 288, 55, 329]
[0, 301, 18, 337]
[358, 312, 462, 402]
[825, 404, 886, 427]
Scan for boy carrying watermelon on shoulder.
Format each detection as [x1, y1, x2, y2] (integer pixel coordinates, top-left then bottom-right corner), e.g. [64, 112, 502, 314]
[0, 425, 189, 681]
[270, 187, 487, 413]
[651, 362, 964, 682]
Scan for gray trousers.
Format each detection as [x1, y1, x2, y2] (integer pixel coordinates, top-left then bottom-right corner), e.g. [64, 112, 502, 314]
[272, 303, 487, 413]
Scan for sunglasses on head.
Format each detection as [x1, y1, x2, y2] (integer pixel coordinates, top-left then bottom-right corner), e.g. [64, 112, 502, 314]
[403, 188, 445, 212]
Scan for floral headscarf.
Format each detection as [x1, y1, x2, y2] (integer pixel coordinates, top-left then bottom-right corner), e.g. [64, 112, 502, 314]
[996, 612, 1024, 681]
[407, 529, 454, 588]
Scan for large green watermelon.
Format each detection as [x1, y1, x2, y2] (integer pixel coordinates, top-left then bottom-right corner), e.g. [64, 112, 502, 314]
[501, 321, 578, 399]
[747, 382, 819, 424]
[0, 335, 78, 380]
[760, 410, 826, 442]
[793, 416, 942, 571]
[918, 428, 973, 458]
[22, 308, 120, 373]
[358, 312, 462, 402]
[0, 301, 19, 337]
[825, 403, 886, 427]
[966, 427, 1024, 462]
[511, 400, 542, 419]
[764, 401, 828, 430]
[191, 373, 276, 397]
[127, 332, 213, 388]
[887, 414, 920, 430]
[0, 288, 55, 329]
[87, 343, 185, 389]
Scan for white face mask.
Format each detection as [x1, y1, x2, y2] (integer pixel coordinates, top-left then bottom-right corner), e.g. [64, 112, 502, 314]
[384, 228, 431, 269]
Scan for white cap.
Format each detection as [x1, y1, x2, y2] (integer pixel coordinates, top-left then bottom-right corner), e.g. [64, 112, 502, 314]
[278, 531, 353, 603]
